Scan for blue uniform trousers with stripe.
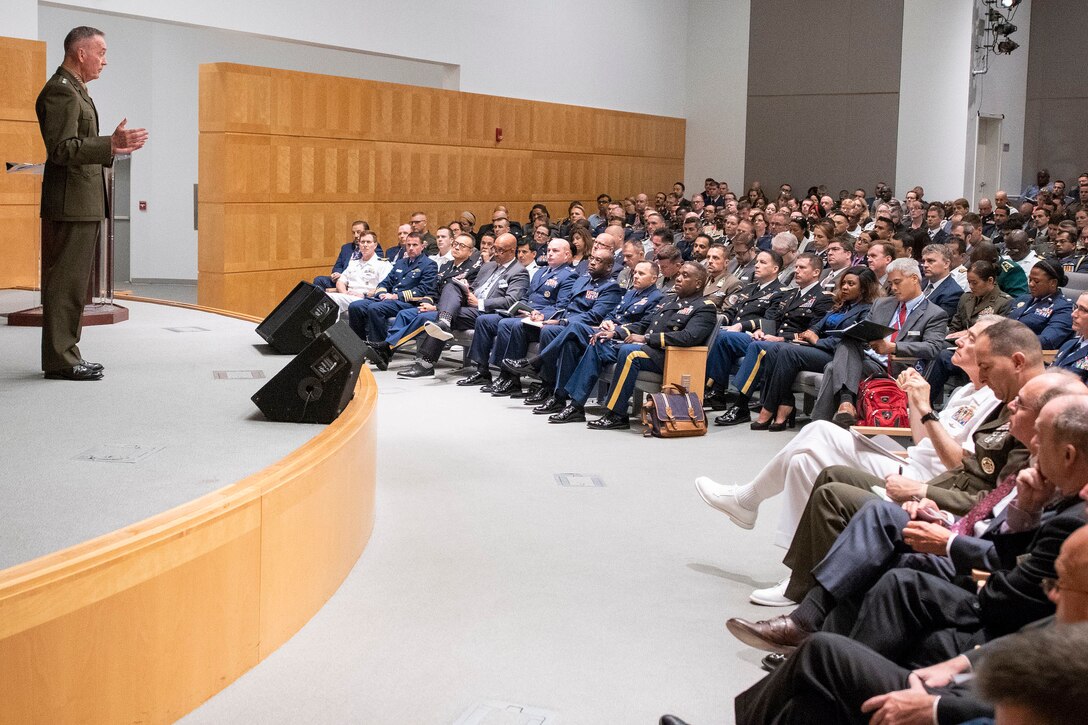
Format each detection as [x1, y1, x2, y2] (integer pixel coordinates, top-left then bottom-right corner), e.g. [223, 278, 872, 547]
[599, 343, 663, 415]
[706, 330, 753, 393]
[348, 298, 412, 342]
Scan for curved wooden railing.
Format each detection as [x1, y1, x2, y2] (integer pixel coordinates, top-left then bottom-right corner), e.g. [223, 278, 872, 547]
[0, 297, 378, 723]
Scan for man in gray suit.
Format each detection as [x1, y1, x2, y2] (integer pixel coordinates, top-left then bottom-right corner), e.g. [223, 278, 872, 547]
[380, 233, 528, 378]
[36, 26, 147, 380]
[813, 257, 948, 425]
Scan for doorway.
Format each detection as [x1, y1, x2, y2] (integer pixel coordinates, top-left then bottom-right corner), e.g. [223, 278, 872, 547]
[974, 115, 1003, 207]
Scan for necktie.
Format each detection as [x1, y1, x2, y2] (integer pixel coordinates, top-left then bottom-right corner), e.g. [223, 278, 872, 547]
[889, 303, 908, 343]
[950, 473, 1018, 535]
[476, 267, 502, 299]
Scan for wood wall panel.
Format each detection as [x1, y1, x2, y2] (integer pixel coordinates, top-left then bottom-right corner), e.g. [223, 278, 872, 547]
[199, 63, 684, 316]
[0, 37, 45, 290]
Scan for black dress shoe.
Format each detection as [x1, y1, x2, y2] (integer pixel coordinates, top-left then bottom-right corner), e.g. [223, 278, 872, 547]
[587, 411, 630, 430]
[660, 716, 691, 725]
[360, 341, 391, 371]
[523, 386, 551, 405]
[80, 359, 104, 372]
[714, 405, 751, 426]
[548, 403, 586, 423]
[761, 652, 788, 673]
[701, 391, 732, 411]
[44, 363, 103, 381]
[509, 382, 538, 399]
[490, 376, 522, 397]
[457, 371, 491, 387]
[397, 362, 434, 378]
[501, 357, 540, 378]
[533, 395, 566, 414]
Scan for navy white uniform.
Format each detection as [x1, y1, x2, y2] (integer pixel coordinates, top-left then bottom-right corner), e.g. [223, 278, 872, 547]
[560, 292, 717, 415]
[347, 253, 437, 341]
[468, 264, 577, 369]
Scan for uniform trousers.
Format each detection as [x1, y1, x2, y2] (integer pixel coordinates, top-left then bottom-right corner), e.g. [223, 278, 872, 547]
[312, 274, 335, 290]
[347, 298, 412, 342]
[731, 340, 778, 397]
[559, 339, 621, 405]
[705, 330, 755, 393]
[530, 323, 581, 387]
[41, 220, 101, 371]
[812, 339, 887, 421]
[733, 421, 929, 549]
[758, 343, 834, 411]
[490, 316, 543, 368]
[468, 313, 505, 368]
[599, 343, 663, 415]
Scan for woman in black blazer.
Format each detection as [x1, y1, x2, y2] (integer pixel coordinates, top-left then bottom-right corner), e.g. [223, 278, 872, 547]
[750, 266, 881, 430]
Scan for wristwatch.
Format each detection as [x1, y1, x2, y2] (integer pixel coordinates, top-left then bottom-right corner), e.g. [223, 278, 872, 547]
[920, 411, 940, 425]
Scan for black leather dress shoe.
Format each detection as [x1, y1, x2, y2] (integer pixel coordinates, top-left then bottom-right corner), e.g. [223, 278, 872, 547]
[509, 383, 537, 399]
[714, 405, 751, 426]
[533, 395, 566, 414]
[587, 411, 630, 430]
[397, 362, 434, 378]
[523, 386, 551, 405]
[80, 359, 104, 372]
[44, 363, 103, 381]
[490, 376, 522, 397]
[548, 403, 586, 423]
[360, 341, 391, 371]
[660, 716, 691, 725]
[502, 357, 540, 378]
[457, 371, 491, 387]
[701, 391, 732, 411]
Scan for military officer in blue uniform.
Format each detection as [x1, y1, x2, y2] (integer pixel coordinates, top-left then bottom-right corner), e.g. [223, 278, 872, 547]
[1054, 229, 1088, 273]
[349, 232, 438, 350]
[710, 253, 834, 425]
[492, 247, 625, 397]
[1052, 291, 1088, 382]
[1004, 259, 1074, 351]
[463, 239, 577, 390]
[549, 262, 717, 429]
[362, 233, 481, 370]
[511, 260, 664, 414]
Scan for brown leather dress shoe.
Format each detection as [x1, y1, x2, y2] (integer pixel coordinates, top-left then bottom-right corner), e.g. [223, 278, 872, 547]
[725, 615, 811, 653]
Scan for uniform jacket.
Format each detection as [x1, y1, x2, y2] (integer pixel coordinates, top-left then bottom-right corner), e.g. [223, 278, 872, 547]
[1006, 292, 1074, 350]
[36, 66, 113, 221]
[703, 272, 744, 311]
[995, 257, 1029, 297]
[949, 287, 1013, 333]
[771, 284, 835, 337]
[526, 264, 577, 312]
[1056, 253, 1088, 273]
[471, 260, 530, 312]
[626, 292, 718, 364]
[610, 286, 664, 330]
[374, 253, 438, 303]
[550, 273, 623, 328]
[722, 280, 792, 329]
[1053, 336, 1088, 381]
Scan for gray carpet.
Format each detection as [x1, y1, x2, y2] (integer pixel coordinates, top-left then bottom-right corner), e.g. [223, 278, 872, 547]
[0, 289, 323, 568]
[179, 347, 799, 724]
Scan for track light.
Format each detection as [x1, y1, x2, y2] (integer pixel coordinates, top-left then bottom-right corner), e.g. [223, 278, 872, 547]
[996, 39, 1019, 54]
[993, 22, 1017, 36]
[1000, 0, 1020, 8]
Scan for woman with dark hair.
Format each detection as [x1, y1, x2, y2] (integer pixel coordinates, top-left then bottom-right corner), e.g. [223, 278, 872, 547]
[569, 224, 594, 274]
[1005, 259, 1075, 350]
[899, 227, 929, 262]
[748, 266, 879, 430]
[788, 216, 808, 249]
[809, 220, 835, 261]
[948, 260, 1013, 334]
[750, 210, 768, 240]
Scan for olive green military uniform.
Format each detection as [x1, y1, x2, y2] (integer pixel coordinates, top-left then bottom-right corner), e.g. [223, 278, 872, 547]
[948, 287, 1013, 333]
[36, 66, 114, 372]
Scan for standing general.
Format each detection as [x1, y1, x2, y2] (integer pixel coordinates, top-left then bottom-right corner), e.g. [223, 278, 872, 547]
[36, 26, 147, 380]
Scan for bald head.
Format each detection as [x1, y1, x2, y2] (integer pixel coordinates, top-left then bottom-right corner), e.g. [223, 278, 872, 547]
[595, 232, 619, 252]
[491, 232, 517, 264]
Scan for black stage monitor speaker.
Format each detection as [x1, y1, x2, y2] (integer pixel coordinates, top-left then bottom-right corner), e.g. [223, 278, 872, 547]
[256, 281, 338, 354]
[252, 320, 366, 424]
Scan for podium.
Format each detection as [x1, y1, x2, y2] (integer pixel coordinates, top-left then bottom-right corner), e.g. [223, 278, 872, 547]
[5, 160, 129, 327]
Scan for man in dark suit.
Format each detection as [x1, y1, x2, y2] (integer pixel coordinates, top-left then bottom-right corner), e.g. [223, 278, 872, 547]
[1053, 291, 1088, 381]
[379, 233, 528, 374]
[730, 394, 1088, 725]
[36, 26, 147, 381]
[313, 220, 372, 290]
[921, 243, 964, 318]
[925, 203, 950, 245]
[812, 257, 948, 425]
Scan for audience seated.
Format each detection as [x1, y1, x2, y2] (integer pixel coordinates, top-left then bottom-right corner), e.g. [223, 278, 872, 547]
[1004, 258, 1074, 350]
[324, 230, 392, 313]
[313, 219, 374, 290]
[347, 232, 437, 347]
[920, 243, 964, 317]
[1053, 291, 1088, 381]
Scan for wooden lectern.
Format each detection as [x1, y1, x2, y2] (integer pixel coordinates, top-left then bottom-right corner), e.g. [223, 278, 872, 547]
[6, 160, 128, 326]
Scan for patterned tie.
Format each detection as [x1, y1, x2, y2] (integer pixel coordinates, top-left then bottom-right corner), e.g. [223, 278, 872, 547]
[950, 473, 1018, 535]
[889, 303, 908, 343]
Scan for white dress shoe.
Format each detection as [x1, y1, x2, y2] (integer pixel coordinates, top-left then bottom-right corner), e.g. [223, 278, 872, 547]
[694, 477, 756, 529]
[750, 578, 796, 607]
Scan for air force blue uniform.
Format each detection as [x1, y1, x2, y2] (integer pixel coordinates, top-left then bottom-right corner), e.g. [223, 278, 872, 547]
[347, 253, 437, 342]
[1005, 292, 1074, 350]
[469, 264, 577, 368]
[1053, 337, 1088, 382]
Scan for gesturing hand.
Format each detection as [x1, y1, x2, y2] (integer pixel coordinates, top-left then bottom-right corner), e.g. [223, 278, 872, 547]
[111, 118, 148, 154]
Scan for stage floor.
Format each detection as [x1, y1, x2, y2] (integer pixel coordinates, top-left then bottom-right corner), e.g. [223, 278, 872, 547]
[0, 290, 325, 569]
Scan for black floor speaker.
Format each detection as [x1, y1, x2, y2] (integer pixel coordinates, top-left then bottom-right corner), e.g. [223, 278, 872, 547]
[252, 320, 366, 424]
[256, 281, 338, 354]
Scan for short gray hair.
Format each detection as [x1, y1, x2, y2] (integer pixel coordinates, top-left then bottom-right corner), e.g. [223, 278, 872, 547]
[886, 257, 922, 279]
[771, 231, 798, 253]
[64, 26, 104, 55]
[922, 243, 952, 263]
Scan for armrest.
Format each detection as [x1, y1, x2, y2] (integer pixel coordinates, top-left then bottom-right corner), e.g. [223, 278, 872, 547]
[851, 425, 913, 437]
[1043, 350, 1058, 364]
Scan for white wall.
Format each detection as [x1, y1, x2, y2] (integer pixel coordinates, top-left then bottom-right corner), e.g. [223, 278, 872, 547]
[895, 0, 975, 200]
[966, 0, 1031, 201]
[5, 2, 37, 39]
[684, 0, 749, 196]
